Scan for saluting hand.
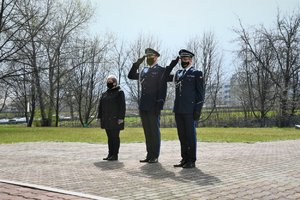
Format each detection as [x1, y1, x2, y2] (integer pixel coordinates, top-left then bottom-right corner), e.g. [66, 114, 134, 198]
[136, 56, 146, 65]
[169, 56, 180, 68]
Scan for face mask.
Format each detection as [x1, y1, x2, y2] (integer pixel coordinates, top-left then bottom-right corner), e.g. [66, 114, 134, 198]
[146, 58, 155, 66]
[181, 61, 189, 68]
[107, 82, 114, 89]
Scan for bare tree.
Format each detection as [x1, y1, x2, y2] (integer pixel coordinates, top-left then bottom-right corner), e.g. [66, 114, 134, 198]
[0, 83, 9, 112]
[69, 37, 112, 127]
[0, 0, 29, 63]
[11, 0, 94, 126]
[41, 0, 93, 126]
[111, 40, 129, 85]
[230, 72, 252, 120]
[10, 0, 52, 126]
[234, 37, 277, 126]
[235, 11, 300, 127]
[291, 70, 300, 115]
[0, 0, 48, 84]
[7, 63, 36, 126]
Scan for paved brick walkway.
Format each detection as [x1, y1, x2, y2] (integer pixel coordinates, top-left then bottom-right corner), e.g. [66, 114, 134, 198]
[0, 140, 300, 200]
[0, 182, 92, 200]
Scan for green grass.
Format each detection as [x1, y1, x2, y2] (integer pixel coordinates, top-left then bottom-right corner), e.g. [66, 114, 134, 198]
[0, 127, 299, 144]
[199, 128, 300, 142]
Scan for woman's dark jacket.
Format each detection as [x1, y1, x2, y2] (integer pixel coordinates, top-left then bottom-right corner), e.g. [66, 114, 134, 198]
[97, 86, 126, 130]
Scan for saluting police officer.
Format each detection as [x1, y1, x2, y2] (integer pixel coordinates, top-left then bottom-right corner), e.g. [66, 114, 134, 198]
[163, 49, 205, 168]
[128, 48, 167, 163]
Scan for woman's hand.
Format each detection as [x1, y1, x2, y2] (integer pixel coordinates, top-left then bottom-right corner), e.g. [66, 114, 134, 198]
[117, 119, 124, 124]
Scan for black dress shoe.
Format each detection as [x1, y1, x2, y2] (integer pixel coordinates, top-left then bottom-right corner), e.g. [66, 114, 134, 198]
[103, 155, 112, 160]
[182, 162, 195, 168]
[107, 155, 118, 161]
[174, 162, 184, 167]
[148, 158, 158, 163]
[140, 158, 150, 163]
[173, 159, 187, 167]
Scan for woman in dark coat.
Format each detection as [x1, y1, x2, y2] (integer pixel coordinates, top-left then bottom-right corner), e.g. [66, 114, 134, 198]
[97, 75, 126, 161]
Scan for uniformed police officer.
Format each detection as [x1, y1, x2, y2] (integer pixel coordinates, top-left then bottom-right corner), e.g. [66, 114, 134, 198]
[128, 48, 167, 163]
[162, 49, 205, 168]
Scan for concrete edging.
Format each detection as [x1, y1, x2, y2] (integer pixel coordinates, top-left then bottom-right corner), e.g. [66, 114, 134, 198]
[0, 179, 112, 200]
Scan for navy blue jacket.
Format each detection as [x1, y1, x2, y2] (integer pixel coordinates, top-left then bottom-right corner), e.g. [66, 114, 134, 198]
[128, 63, 167, 112]
[163, 66, 205, 114]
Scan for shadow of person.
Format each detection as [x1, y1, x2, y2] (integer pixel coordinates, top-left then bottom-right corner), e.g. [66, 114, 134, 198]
[139, 163, 176, 179]
[94, 161, 124, 171]
[125, 163, 176, 179]
[175, 167, 221, 186]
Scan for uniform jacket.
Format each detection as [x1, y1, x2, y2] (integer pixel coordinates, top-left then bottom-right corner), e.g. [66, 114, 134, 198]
[128, 63, 167, 112]
[97, 86, 126, 130]
[163, 66, 205, 114]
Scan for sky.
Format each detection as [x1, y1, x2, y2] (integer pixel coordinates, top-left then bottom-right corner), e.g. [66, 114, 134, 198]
[88, 0, 300, 76]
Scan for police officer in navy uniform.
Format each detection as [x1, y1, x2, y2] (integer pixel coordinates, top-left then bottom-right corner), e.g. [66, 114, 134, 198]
[162, 49, 205, 168]
[128, 48, 167, 163]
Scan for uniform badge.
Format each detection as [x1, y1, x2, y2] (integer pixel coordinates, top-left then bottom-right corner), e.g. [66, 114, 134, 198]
[187, 75, 195, 78]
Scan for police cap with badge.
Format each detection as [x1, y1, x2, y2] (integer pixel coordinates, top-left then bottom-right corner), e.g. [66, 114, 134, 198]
[145, 48, 160, 57]
[179, 49, 195, 58]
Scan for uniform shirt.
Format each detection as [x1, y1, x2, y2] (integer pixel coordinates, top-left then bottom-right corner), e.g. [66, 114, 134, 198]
[173, 67, 205, 114]
[128, 63, 167, 111]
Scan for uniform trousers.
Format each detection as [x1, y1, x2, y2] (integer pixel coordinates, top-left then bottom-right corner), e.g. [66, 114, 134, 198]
[140, 110, 161, 159]
[175, 113, 197, 162]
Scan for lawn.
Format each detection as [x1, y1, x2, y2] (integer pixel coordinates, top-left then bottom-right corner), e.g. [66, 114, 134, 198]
[0, 127, 299, 144]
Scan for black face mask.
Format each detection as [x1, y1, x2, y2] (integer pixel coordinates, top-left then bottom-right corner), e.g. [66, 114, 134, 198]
[107, 82, 114, 89]
[146, 58, 155, 66]
[181, 61, 189, 68]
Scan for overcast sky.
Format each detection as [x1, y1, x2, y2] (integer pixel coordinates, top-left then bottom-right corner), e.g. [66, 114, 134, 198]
[88, 0, 300, 75]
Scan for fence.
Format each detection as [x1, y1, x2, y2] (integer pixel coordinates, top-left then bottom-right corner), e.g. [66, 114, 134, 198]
[1, 108, 299, 128]
[58, 109, 300, 128]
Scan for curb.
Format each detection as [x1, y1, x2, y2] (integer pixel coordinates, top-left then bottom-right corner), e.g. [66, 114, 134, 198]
[0, 179, 113, 200]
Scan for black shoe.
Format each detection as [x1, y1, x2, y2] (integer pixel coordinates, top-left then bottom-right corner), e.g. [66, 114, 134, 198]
[103, 155, 112, 160]
[173, 159, 187, 167]
[140, 158, 150, 163]
[182, 162, 195, 168]
[148, 158, 158, 163]
[107, 155, 118, 161]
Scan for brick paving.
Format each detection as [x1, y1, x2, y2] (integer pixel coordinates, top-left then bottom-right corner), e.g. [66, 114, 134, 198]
[0, 182, 92, 200]
[0, 140, 300, 199]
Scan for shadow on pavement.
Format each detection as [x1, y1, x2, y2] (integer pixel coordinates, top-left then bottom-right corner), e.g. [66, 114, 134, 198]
[140, 163, 176, 179]
[127, 163, 221, 186]
[93, 161, 124, 170]
[177, 168, 221, 186]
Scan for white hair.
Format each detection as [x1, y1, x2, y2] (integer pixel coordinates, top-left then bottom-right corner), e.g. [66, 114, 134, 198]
[107, 74, 118, 84]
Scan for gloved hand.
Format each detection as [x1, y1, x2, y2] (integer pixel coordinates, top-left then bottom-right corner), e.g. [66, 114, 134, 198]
[168, 56, 180, 68]
[156, 99, 164, 110]
[193, 111, 201, 121]
[155, 100, 164, 116]
[135, 56, 146, 65]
